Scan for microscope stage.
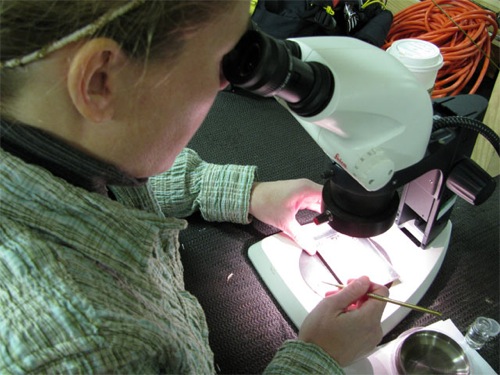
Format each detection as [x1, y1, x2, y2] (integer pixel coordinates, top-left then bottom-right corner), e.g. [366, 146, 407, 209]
[248, 221, 451, 334]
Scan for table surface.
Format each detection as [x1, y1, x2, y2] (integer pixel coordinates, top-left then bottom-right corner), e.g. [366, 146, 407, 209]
[182, 90, 499, 374]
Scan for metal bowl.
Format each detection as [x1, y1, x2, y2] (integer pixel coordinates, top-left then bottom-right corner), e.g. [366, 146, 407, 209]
[395, 330, 470, 374]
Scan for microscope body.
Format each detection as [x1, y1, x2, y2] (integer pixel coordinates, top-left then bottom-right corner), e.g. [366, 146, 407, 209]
[223, 30, 495, 243]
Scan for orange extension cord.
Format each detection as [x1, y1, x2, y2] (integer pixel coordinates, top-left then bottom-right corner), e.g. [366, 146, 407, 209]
[383, 0, 498, 98]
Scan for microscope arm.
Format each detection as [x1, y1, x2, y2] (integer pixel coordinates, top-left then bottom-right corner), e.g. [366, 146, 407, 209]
[393, 95, 496, 247]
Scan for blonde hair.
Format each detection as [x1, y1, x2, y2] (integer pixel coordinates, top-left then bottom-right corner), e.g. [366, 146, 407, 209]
[0, 0, 146, 69]
[0, 0, 233, 110]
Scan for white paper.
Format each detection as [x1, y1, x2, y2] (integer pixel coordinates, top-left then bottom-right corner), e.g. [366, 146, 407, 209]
[309, 224, 400, 286]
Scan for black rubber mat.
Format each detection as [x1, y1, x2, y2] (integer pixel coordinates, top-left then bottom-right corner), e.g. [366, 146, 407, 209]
[181, 90, 499, 374]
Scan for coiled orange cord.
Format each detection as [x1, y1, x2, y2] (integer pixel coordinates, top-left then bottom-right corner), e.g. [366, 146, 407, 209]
[383, 0, 498, 98]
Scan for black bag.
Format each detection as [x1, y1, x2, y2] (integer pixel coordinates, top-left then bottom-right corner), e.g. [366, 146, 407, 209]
[251, 0, 393, 47]
[251, 0, 336, 39]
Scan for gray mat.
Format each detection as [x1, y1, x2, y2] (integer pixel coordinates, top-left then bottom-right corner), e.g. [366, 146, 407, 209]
[181, 91, 499, 374]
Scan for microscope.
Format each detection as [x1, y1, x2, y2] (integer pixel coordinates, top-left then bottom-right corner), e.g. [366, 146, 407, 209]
[223, 30, 498, 333]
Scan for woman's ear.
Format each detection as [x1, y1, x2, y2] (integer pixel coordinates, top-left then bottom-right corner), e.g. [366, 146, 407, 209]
[67, 38, 126, 123]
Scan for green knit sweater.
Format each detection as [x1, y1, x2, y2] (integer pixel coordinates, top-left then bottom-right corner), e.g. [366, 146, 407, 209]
[0, 147, 342, 374]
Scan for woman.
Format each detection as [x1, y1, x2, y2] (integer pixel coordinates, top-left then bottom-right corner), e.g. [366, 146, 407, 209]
[0, 1, 388, 373]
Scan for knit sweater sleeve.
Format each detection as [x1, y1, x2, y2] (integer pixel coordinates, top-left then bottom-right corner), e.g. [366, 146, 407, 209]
[149, 148, 257, 224]
[264, 340, 344, 374]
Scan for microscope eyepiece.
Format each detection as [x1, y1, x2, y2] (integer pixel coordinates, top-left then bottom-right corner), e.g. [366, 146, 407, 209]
[222, 30, 334, 117]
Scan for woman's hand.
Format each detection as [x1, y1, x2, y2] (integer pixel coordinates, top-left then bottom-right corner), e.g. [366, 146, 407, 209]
[248, 179, 322, 254]
[298, 276, 388, 367]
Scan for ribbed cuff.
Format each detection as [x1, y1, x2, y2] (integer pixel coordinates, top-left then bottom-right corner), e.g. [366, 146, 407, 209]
[199, 163, 257, 224]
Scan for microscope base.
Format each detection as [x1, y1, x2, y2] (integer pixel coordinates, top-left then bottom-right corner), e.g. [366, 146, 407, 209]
[248, 221, 451, 334]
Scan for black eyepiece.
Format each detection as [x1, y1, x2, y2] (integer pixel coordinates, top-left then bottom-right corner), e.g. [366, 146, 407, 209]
[222, 30, 334, 117]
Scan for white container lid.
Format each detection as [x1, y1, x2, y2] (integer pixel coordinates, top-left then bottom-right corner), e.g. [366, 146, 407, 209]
[387, 39, 444, 72]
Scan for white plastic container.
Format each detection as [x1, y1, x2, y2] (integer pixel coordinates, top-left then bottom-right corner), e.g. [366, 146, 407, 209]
[387, 38, 444, 92]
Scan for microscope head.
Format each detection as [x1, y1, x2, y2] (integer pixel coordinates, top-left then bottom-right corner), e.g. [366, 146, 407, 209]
[223, 30, 433, 238]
